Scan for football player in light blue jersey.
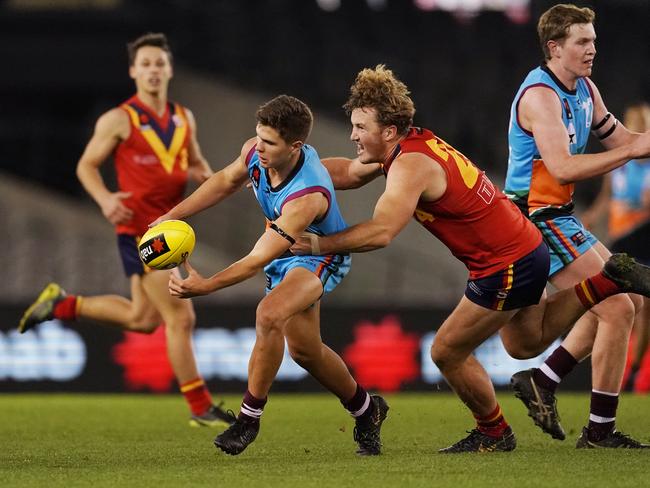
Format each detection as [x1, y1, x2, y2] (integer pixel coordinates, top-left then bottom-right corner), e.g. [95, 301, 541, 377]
[506, 4, 650, 448]
[154, 95, 388, 456]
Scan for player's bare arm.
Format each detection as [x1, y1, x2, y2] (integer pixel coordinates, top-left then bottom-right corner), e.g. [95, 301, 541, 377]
[520, 87, 637, 183]
[184, 108, 213, 184]
[586, 80, 650, 157]
[322, 157, 383, 190]
[305, 153, 437, 255]
[169, 192, 328, 298]
[586, 79, 634, 150]
[155, 138, 254, 225]
[76, 108, 134, 225]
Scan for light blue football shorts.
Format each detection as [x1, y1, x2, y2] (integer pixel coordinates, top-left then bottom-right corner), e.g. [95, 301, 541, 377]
[534, 215, 597, 277]
[264, 253, 351, 295]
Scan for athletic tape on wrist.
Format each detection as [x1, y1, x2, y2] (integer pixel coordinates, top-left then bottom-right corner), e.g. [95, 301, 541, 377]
[307, 233, 320, 255]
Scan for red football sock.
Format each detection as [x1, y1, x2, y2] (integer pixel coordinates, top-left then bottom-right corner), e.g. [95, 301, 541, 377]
[574, 272, 620, 309]
[180, 378, 213, 415]
[53, 296, 78, 321]
[474, 404, 509, 438]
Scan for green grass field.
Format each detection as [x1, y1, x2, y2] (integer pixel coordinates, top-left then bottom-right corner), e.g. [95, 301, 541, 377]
[1, 392, 648, 487]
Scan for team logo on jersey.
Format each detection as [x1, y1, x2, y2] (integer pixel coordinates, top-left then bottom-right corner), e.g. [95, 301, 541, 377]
[250, 165, 261, 189]
[139, 234, 171, 264]
[172, 114, 184, 127]
[468, 281, 483, 296]
[138, 113, 152, 131]
[562, 99, 573, 120]
[477, 175, 496, 205]
[570, 231, 587, 247]
[562, 98, 576, 144]
[567, 121, 576, 145]
[133, 154, 159, 165]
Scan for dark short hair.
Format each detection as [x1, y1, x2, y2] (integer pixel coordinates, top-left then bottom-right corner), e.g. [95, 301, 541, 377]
[256, 95, 313, 144]
[538, 4, 595, 60]
[127, 32, 173, 66]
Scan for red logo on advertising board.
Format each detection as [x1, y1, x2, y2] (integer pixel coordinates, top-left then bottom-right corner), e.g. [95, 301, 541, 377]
[112, 326, 175, 392]
[343, 315, 420, 392]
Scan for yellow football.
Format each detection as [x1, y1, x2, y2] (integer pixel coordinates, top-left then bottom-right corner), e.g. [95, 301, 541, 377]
[138, 220, 195, 270]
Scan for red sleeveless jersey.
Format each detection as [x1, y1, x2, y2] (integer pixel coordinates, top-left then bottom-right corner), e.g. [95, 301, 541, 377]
[114, 95, 190, 235]
[384, 128, 542, 279]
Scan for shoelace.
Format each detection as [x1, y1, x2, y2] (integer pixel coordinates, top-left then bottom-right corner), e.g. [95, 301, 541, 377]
[226, 420, 248, 437]
[453, 430, 484, 449]
[610, 431, 642, 447]
[353, 425, 380, 447]
[228, 417, 259, 436]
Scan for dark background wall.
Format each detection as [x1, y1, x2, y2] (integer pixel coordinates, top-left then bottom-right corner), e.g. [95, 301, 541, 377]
[0, 0, 645, 393]
[2, 0, 648, 202]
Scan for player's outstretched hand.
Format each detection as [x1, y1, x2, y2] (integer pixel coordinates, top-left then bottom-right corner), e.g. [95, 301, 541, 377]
[291, 233, 321, 255]
[148, 213, 172, 228]
[168, 260, 210, 298]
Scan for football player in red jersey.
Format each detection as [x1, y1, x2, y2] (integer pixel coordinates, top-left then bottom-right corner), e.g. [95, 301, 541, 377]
[292, 65, 650, 452]
[18, 33, 232, 428]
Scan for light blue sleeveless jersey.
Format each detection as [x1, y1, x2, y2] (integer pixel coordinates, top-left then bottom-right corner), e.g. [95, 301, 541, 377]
[612, 160, 650, 209]
[246, 144, 347, 236]
[246, 143, 350, 294]
[505, 65, 594, 221]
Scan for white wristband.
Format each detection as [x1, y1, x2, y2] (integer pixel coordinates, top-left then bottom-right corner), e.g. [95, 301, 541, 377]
[307, 233, 321, 255]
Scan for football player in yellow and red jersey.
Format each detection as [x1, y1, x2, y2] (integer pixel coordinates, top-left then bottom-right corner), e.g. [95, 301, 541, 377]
[18, 33, 233, 428]
[291, 65, 650, 452]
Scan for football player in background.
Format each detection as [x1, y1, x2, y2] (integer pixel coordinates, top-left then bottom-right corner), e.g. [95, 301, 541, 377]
[18, 33, 232, 428]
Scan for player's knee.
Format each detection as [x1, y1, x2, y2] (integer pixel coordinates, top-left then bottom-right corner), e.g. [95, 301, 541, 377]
[128, 317, 159, 334]
[630, 293, 643, 315]
[503, 342, 541, 360]
[499, 331, 541, 359]
[255, 303, 284, 336]
[430, 342, 451, 371]
[598, 295, 636, 329]
[288, 344, 320, 367]
[125, 305, 162, 333]
[165, 312, 196, 335]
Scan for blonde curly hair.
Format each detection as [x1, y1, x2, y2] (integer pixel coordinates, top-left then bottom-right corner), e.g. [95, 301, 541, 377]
[343, 65, 415, 135]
